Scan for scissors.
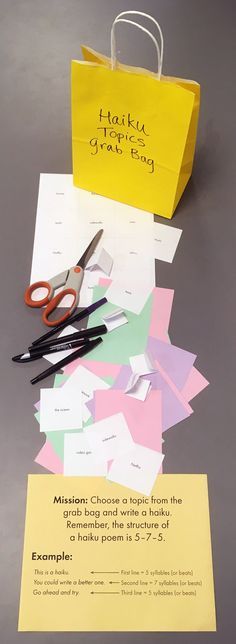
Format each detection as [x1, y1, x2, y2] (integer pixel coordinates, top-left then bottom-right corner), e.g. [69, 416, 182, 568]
[24, 229, 103, 327]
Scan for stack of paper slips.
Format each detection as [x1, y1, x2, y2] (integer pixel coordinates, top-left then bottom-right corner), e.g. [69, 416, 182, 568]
[34, 284, 209, 496]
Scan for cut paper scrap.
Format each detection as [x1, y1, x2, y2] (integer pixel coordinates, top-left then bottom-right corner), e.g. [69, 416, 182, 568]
[112, 365, 193, 432]
[129, 351, 156, 376]
[34, 440, 63, 474]
[105, 278, 152, 315]
[40, 387, 82, 433]
[152, 221, 182, 263]
[147, 336, 196, 390]
[92, 389, 162, 452]
[149, 287, 174, 341]
[125, 373, 151, 402]
[86, 247, 113, 275]
[181, 366, 209, 402]
[102, 308, 128, 332]
[107, 444, 164, 496]
[85, 413, 134, 461]
[63, 432, 107, 476]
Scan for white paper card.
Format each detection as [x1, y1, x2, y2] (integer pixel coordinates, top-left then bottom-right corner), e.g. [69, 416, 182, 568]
[125, 375, 151, 401]
[103, 308, 128, 332]
[129, 351, 156, 375]
[107, 444, 164, 496]
[40, 387, 82, 433]
[86, 247, 113, 276]
[152, 222, 182, 263]
[64, 433, 107, 476]
[85, 413, 134, 461]
[63, 365, 109, 422]
[106, 280, 152, 315]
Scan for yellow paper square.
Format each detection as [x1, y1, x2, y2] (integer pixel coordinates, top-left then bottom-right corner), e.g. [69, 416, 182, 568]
[18, 474, 216, 631]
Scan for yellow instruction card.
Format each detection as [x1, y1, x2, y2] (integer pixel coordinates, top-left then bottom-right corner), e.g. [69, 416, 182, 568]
[18, 474, 216, 632]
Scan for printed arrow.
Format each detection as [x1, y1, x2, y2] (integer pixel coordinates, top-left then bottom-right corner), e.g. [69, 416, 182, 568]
[109, 581, 120, 584]
[91, 591, 120, 595]
[90, 571, 119, 574]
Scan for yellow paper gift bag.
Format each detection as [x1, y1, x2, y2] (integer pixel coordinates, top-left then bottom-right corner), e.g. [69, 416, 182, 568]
[71, 12, 200, 219]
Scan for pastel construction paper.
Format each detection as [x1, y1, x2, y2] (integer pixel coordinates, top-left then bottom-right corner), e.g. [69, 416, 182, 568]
[64, 283, 174, 370]
[72, 284, 154, 365]
[64, 357, 121, 379]
[93, 389, 162, 452]
[111, 365, 192, 432]
[149, 287, 174, 341]
[181, 366, 209, 402]
[147, 336, 196, 390]
[34, 440, 63, 474]
[85, 284, 174, 365]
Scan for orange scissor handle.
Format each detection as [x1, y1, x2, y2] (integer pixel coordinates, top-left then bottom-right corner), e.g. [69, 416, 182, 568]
[24, 281, 53, 307]
[42, 288, 78, 327]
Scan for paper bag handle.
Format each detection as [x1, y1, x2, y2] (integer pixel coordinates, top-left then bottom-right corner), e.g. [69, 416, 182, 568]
[111, 11, 163, 79]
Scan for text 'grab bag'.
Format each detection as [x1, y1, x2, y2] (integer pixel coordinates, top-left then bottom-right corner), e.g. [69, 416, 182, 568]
[71, 11, 200, 219]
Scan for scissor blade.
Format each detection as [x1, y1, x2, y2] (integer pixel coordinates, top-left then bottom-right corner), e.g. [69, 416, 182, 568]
[77, 229, 103, 269]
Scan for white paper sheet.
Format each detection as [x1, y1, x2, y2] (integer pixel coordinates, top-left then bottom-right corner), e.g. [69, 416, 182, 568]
[103, 308, 128, 331]
[152, 222, 182, 263]
[125, 374, 151, 401]
[107, 444, 164, 496]
[85, 413, 134, 461]
[30, 174, 156, 307]
[40, 387, 82, 432]
[64, 433, 107, 476]
[62, 364, 110, 423]
[110, 238, 155, 287]
[105, 279, 152, 315]
[129, 351, 156, 375]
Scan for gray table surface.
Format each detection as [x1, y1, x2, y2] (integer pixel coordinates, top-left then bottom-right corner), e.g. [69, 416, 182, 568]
[1, 0, 236, 641]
